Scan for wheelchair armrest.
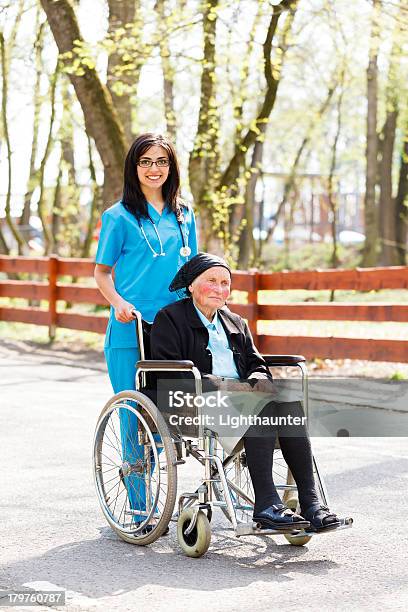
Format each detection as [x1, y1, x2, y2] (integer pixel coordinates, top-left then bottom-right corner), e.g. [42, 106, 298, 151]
[262, 354, 306, 366]
[136, 359, 196, 371]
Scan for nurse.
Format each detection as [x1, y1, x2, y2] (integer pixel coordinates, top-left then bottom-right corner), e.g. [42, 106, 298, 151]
[94, 133, 198, 523]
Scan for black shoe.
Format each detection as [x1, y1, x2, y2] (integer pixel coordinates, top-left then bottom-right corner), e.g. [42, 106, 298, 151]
[302, 505, 341, 532]
[253, 504, 310, 530]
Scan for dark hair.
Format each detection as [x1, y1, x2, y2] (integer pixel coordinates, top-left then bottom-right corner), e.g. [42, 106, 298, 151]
[122, 133, 184, 221]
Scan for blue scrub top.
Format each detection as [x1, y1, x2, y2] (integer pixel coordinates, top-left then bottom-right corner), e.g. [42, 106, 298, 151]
[95, 200, 198, 348]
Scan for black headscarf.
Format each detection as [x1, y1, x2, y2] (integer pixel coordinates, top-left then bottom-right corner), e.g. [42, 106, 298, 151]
[169, 252, 231, 297]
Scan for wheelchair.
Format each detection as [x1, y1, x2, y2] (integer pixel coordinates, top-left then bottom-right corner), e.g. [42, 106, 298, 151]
[93, 311, 352, 557]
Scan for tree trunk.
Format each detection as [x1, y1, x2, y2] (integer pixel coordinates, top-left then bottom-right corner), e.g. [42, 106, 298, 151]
[60, 79, 76, 183]
[378, 108, 398, 264]
[40, 0, 127, 208]
[188, 0, 220, 250]
[362, 0, 381, 266]
[81, 135, 102, 258]
[20, 11, 44, 230]
[227, 2, 264, 244]
[51, 164, 63, 255]
[256, 178, 266, 262]
[0, 31, 25, 253]
[378, 0, 403, 265]
[283, 191, 296, 269]
[107, 0, 140, 146]
[328, 68, 345, 269]
[237, 134, 265, 268]
[0, 227, 9, 255]
[0, 1, 26, 253]
[231, 1, 263, 145]
[155, 0, 177, 142]
[395, 122, 408, 264]
[55, 79, 80, 256]
[37, 61, 59, 255]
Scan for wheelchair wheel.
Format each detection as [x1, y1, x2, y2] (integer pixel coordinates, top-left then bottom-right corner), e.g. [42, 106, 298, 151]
[177, 509, 211, 558]
[211, 441, 296, 525]
[93, 390, 177, 545]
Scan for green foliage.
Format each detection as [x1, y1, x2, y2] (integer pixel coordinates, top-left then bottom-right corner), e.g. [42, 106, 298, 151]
[60, 40, 96, 76]
[390, 371, 407, 381]
[259, 241, 361, 272]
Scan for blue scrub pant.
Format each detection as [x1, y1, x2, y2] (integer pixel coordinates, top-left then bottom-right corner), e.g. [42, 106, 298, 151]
[104, 347, 159, 522]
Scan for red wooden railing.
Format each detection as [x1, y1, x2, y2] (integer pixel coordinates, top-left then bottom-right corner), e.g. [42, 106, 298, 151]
[1, 255, 408, 362]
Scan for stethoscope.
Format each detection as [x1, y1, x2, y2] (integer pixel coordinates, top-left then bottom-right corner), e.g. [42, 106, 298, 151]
[138, 214, 191, 258]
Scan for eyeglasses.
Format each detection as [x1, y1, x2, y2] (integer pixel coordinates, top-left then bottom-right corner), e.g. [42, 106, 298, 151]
[137, 158, 170, 168]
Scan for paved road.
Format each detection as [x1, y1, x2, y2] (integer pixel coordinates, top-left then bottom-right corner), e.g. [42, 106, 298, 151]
[1, 339, 407, 611]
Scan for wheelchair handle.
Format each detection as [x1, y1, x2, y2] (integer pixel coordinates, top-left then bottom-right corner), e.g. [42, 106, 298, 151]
[262, 355, 306, 366]
[135, 360, 203, 398]
[136, 359, 195, 371]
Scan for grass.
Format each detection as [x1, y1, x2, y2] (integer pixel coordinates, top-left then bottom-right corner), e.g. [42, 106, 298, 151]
[258, 319, 408, 340]
[389, 371, 408, 381]
[0, 321, 105, 351]
[257, 288, 408, 304]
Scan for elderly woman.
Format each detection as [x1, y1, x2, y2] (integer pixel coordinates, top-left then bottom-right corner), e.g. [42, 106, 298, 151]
[150, 253, 341, 532]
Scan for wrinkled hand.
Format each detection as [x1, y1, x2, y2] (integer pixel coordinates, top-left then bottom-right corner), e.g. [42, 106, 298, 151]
[114, 299, 136, 323]
[202, 375, 252, 392]
[248, 377, 276, 395]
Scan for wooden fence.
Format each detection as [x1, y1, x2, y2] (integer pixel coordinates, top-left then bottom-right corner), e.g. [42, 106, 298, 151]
[1, 255, 408, 362]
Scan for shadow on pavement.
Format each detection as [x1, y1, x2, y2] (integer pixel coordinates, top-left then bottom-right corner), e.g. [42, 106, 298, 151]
[3, 527, 339, 601]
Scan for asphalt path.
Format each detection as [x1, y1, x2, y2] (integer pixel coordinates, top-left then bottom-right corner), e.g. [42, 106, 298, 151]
[1, 339, 407, 611]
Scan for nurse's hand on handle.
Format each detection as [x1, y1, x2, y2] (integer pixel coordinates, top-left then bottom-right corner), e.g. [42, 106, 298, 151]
[113, 298, 137, 323]
[94, 263, 136, 323]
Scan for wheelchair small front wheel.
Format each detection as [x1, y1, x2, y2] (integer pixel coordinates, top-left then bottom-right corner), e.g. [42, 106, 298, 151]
[284, 533, 312, 546]
[283, 496, 312, 546]
[177, 509, 211, 558]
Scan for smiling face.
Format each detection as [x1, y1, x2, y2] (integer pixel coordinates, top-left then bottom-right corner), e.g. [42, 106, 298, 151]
[136, 145, 170, 192]
[189, 266, 231, 320]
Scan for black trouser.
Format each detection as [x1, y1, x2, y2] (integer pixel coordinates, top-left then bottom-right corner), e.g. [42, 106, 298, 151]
[243, 401, 320, 515]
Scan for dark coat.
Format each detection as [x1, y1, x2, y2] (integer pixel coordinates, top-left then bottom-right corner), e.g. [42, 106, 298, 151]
[150, 297, 272, 381]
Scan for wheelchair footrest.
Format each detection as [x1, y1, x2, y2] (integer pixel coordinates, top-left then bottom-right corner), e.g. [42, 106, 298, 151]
[236, 517, 353, 538]
[302, 516, 353, 536]
[236, 522, 305, 537]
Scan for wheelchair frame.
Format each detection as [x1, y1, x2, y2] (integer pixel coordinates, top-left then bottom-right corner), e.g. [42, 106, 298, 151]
[93, 310, 352, 557]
